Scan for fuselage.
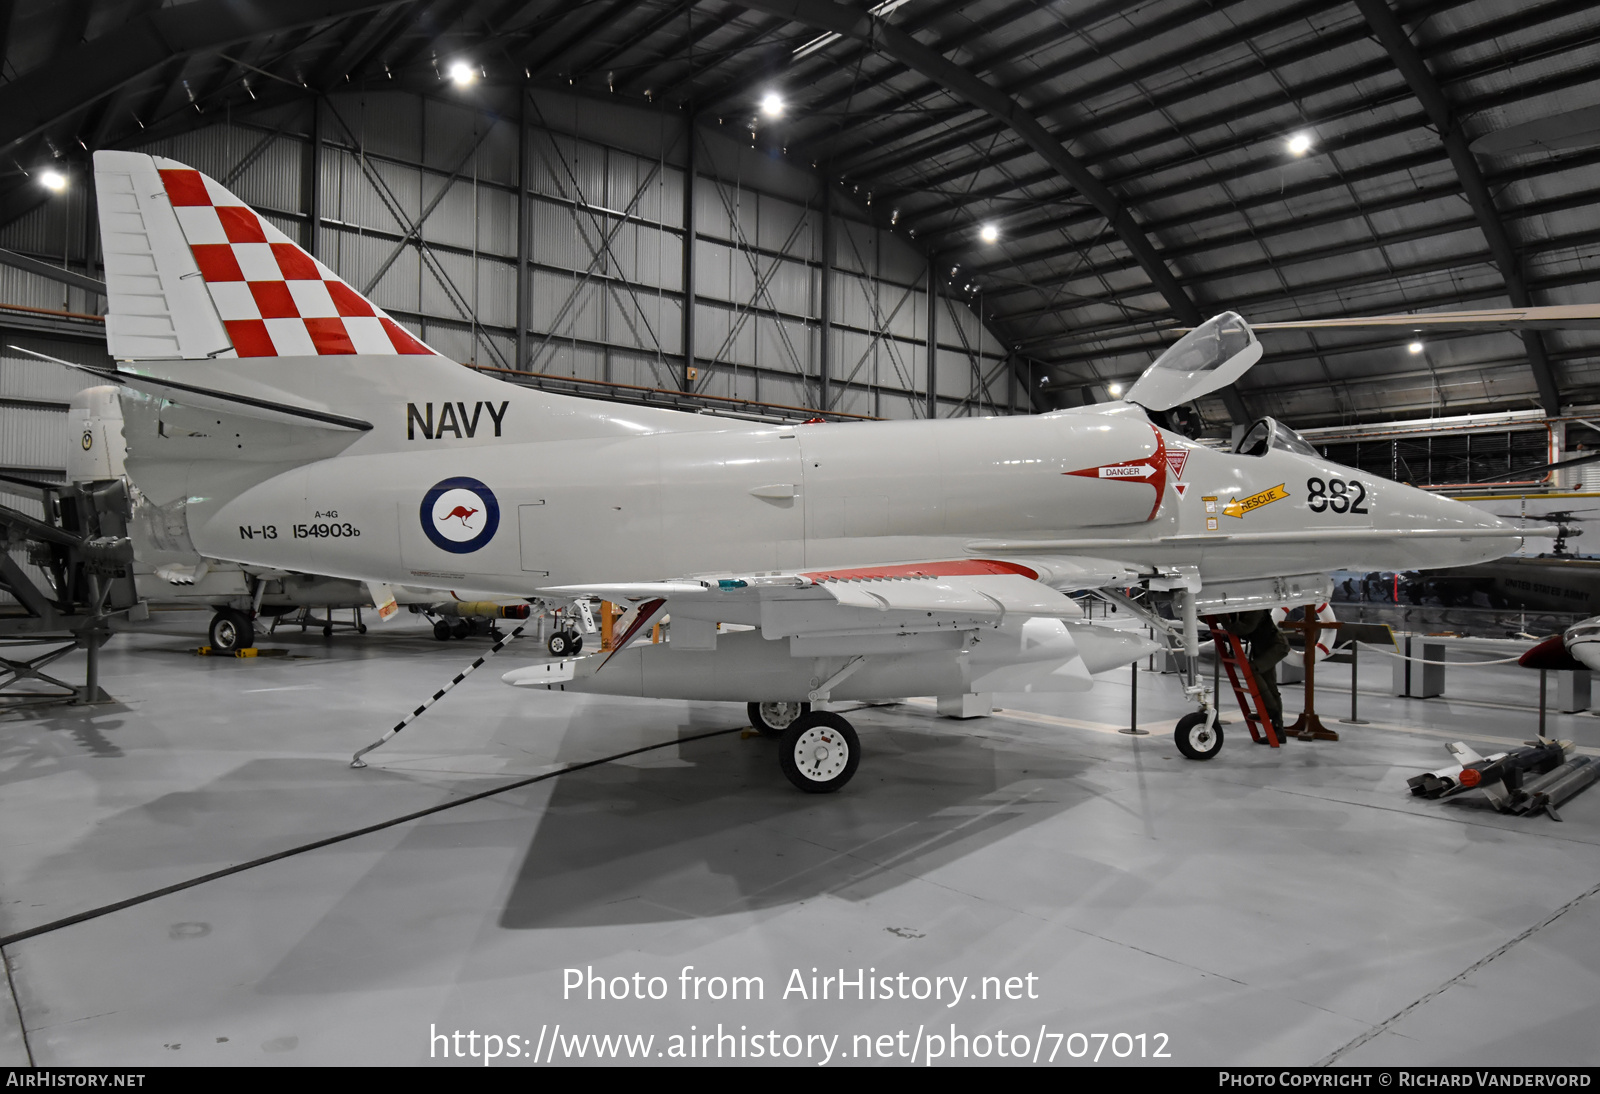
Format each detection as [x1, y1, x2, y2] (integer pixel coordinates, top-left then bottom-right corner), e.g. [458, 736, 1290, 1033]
[119, 356, 1523, 595]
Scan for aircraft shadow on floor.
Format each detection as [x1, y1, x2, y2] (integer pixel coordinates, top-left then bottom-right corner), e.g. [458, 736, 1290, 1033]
[493, 715, 1099, 930]
[241, 716, 1102, 995]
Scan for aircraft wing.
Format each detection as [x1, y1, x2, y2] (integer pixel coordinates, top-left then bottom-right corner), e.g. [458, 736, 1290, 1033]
[535, 555, 1143, 657]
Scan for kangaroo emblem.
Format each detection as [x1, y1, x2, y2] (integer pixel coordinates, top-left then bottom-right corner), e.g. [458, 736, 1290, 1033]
[443, 504, 478, 527]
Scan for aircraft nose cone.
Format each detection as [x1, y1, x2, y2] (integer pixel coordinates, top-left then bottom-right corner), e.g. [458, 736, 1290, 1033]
[1395, 486, 1532, 567]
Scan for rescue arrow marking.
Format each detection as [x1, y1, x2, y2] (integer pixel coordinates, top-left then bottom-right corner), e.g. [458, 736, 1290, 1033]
[1223, 483, 1289, 518]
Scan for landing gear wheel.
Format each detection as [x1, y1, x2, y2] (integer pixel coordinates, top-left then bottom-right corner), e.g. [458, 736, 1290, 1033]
[748, 700, 810, 738]
[548, 631, 572, 657]
[432, 619, 452, 641]
[357, 624, 368, 635]
[322, 623, 334, 638]
[449, 619, 471, 640]
[1174, 711, 1223, 761]
[208, 608, 255, 652]
[779, 711, 860, 793]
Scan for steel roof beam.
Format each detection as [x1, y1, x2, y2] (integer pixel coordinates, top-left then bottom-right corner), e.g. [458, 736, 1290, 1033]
[723, 0, 1250, 423]
[515, 0, 648, 79]
[570, 1, 693, 83]
[883, 0, 1594, 236]
[703, 0, 1042, 117]
[1354, 0, 1561, 416]
[823, 0, 1332, 174]
[973, 120, 1600, 285]
[1019, 258, 1600, 360]
[993, 173, 1600, 303]
[728, 0, 1201, 333]
[0, 0, 395, 153]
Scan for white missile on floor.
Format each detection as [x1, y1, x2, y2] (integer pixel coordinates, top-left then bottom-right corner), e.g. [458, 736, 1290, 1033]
[1407, 741, 1506, 799]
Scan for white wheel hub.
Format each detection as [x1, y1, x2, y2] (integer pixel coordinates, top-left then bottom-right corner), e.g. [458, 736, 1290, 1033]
[760, 701, 803, 731]
[791, 724, 849, 782]
[1191, 723, 1217, 750]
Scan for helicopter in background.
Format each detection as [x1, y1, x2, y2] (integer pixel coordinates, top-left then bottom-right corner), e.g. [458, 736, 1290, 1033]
[1395, 508, 1600, 614]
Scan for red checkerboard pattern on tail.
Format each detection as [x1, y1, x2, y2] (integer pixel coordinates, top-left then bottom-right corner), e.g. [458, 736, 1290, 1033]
[153, 156, 438, 359]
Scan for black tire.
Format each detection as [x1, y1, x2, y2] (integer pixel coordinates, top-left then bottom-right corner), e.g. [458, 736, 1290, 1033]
[548, 631, 571, 657]
[1174, 711, 1223, 761]
[748, 700, 810, 738]
[433, 619, 452, 641]
[567, 631, 583, 653]
[449, 619, 471, 640]
[322, 623, 334, 638]
[208, 609, 254, 652]
[779, 711, 860, 793]
[357, 624, 368, 635]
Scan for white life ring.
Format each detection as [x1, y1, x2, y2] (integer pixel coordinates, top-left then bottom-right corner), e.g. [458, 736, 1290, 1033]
[1274, 602, 1337, 661]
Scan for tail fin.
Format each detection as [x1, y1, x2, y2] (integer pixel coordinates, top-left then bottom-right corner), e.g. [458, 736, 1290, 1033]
[94, 150, 440, 362]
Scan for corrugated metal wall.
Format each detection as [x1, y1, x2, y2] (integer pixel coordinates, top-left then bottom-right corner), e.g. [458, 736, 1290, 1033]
[0, 87, 1018, 488]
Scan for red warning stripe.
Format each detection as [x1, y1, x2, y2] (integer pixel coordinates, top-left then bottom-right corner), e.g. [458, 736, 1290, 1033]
[802, 559, 1039, 582]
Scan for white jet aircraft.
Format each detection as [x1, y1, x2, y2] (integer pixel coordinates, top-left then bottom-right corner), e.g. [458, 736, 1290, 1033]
[53, 151, 1548, 792]
[60, 386, 534, 650]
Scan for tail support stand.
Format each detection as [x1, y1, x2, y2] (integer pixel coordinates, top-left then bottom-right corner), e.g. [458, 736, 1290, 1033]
[351, 619, 529, 768]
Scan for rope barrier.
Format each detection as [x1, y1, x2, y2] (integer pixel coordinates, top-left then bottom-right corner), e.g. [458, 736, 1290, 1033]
[1354, 643, 1526, 667]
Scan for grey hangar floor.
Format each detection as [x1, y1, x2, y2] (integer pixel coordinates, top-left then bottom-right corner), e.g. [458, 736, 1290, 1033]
[1, 614, 1596, 1068]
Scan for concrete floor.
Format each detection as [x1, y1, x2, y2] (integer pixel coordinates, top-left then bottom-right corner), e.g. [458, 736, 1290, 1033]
[2, 614, 1598, 1067]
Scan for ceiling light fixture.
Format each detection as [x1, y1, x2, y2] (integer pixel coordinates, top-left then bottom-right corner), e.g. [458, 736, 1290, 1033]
[980, 222, 999, 243]
[1408, 340, 1424, 355]
[761, 91, 783, 118]
[1287, 131, 1313, 156]
[39, 169, 66, 192]
[1108, 382, 1124, 397]
[448, 61, 477, 87]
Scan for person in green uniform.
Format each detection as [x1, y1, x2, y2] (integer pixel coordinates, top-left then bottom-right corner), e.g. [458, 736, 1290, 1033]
[1222, 610, 1292, 736]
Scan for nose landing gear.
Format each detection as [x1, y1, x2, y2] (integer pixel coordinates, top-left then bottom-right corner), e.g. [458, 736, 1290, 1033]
[1174, 709, 1223, 760]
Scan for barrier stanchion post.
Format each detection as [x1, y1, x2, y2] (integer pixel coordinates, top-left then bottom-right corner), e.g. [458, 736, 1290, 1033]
[1121, 658, 1148, 736]
[1341, 639, 1370, 725]
[1540, 669, 1548, 736]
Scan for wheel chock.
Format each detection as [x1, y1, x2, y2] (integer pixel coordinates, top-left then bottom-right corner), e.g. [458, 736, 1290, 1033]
[194, 646, 288, 658]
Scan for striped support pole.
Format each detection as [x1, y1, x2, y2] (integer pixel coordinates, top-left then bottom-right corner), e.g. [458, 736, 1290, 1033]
[350, 619, 531, 769]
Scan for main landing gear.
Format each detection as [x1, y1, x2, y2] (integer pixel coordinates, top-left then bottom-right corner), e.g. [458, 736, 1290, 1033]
[208, 608, 255, 652]
[765, 708, 860, 793]
[547, 630, 583, 656]
[747, 700, 810, 738]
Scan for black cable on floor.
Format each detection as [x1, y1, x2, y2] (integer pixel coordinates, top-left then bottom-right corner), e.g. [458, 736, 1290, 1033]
[1, 944, 33, 1066]
[0, 726, 743, 950]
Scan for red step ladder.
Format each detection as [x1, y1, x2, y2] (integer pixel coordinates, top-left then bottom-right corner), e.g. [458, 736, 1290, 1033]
[1203, 615, 1280, 748]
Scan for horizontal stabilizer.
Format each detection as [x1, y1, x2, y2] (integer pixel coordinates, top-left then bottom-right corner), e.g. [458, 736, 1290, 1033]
[9, 345, 371, 432]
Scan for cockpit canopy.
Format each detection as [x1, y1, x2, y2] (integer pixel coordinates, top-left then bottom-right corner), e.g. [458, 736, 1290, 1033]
[1235, 416, 1321, 458]
[1124, 311, 1263, 411]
